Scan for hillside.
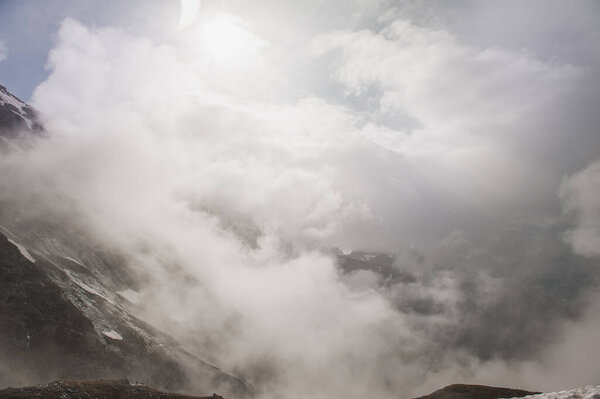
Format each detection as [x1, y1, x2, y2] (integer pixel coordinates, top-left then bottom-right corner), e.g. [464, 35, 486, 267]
[0, 379, 223, 399]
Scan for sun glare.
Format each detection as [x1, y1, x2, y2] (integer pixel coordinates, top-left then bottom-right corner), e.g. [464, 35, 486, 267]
[199, 15, 267, 64]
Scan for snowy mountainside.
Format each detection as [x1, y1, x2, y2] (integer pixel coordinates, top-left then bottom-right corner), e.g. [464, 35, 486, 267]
[504, 386, 600, 399]
[0, 84, 43, 137]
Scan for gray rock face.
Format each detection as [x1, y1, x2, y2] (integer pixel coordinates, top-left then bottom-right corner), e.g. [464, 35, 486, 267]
[336, 249, 416, 284]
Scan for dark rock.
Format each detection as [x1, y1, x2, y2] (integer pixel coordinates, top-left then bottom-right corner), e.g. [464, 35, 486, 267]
[413, 384, 539, 399]
[0, 378, 225, 399]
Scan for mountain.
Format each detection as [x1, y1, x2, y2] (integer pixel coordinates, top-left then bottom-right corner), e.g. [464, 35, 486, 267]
[0, 83, 250, 397]
[335, 249, 416, 284]
[413, 384, 539, 399]
[0, 84, 43, 140]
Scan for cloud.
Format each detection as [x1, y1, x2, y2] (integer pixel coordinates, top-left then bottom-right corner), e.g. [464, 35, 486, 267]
[2, 1, 600, 398]
[314, 20, 577, 129]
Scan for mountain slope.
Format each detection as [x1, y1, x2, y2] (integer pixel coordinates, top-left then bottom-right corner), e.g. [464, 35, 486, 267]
[0, 231, 248, 396]
[0, 83, 250, 397]
[0, 379, 222, 399]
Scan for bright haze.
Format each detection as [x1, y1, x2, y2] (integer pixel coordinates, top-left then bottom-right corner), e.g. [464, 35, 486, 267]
[1, 0, 600, 398]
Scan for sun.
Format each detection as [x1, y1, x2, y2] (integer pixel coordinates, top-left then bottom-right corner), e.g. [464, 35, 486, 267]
[199, 15, 268, 65]
[177, 1, 268, 66]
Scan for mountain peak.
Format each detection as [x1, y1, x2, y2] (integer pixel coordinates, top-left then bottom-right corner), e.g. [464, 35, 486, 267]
[0, 83, 43, 139]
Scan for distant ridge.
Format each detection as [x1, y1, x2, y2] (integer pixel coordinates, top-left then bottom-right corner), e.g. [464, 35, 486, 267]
[413, 384, 539, 399]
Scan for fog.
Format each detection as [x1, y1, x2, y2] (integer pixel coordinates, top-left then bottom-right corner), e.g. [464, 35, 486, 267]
[1, 1, 600, 398]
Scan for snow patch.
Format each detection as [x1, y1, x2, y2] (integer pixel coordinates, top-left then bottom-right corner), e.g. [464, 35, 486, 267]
[0, 91, 32, 127]
[7, 238, 36, 263]
[503, 386, 600, 399]
[102, 329, 123, 340]
[63, 256, 85, 266]
[63, 270, 117, 305]
[1, 136, 25, 153]
[76, 281, 104, 297]
[117, 289, 140, 304]
[0, 89, 26, 111]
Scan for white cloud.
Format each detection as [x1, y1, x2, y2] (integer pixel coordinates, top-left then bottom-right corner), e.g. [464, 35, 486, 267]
[312, 19, 578, 132]
[2, 1, 600, 397]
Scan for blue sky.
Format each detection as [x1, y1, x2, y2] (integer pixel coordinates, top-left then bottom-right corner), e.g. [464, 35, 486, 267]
[0, 0, 158, 100]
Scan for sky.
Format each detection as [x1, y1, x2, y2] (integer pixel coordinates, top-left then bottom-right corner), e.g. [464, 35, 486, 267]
[1, 1, 600, 398]
[0, 0, 179, 100]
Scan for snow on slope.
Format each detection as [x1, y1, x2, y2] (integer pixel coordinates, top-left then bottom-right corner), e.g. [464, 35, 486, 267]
[0, 84, 44, 136]
[503, 386, 600, 399]
[7, 238, 36, 262]
[101, 329, 123, 340]
[63, 256, 85, 266]
[0, 85, 33, 128]
[0, 85, 27, 111]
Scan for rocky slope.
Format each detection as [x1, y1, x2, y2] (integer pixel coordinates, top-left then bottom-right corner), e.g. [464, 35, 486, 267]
[0, 379, 223, 399]
[0, 83, 249, 397]
[0, 231, 248, 396]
